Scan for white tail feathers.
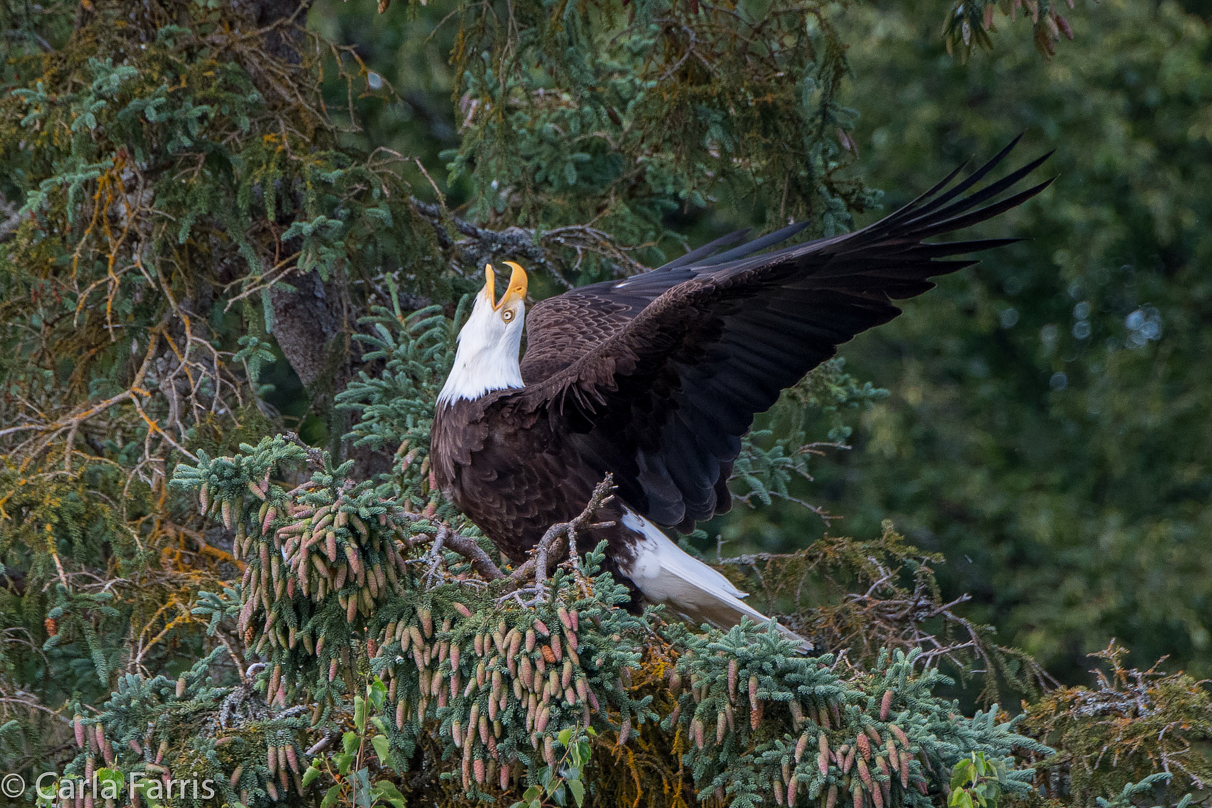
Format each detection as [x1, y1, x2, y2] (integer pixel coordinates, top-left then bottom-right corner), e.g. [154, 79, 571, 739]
[619, 511, 809, 648]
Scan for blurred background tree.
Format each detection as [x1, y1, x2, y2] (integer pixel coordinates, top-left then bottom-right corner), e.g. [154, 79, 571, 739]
[809, 0, 1212, 683]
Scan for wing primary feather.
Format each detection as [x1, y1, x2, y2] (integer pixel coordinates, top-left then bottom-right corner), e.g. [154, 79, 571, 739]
[877, 160, 971, 229]
[658, 229, 752, 270]
[912, 178, 1054, 240]
[904, 237, 1020, 257]
[895, 153, 1055, 234]
[885, 133, 1027, 226]
[697, 221, 812, 267]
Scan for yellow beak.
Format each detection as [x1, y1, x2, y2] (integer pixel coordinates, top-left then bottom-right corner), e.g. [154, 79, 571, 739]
[484, 262, 528, 311]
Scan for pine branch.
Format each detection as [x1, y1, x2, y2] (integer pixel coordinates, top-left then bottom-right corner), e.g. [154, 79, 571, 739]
[282, 430, 326, 468]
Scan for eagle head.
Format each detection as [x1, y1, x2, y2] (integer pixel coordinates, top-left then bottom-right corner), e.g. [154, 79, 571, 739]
[437, 262, 529, 404]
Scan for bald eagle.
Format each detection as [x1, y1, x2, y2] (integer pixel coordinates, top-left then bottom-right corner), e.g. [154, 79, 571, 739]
[431, 140, 1050, 638]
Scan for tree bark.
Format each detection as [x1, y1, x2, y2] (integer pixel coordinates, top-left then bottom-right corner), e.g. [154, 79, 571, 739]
[268, 269, 343, 392]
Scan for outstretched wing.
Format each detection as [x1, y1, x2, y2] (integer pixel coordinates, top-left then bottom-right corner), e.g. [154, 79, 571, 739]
[519, 225, 812, 382]
[515, 139, 1053, 531]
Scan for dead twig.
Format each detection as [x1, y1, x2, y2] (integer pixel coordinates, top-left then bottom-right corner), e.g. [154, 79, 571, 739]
[394, 512, 506, 582]
[282, 431, 326, 468]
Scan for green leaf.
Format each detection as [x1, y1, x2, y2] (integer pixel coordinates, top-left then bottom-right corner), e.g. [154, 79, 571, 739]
[370, 677, 388, 711]
[951, 758, 974, 790]
[372, 734, 391, 762]
[373, 780, 408, 808]
[523, 785, 542, 800]
[950, 789, 975, 808]
[96, 768, 124, 792]
[322, 785, 342, 808]
[303, 766, 321, 788]
[569, 778, 586, 807]
[354, 694, 367, 734]
[558, 727, 574, 747]
[353, 768, 373, 808]
[335, 752, 355, 776]
[132, 778, 163, 808]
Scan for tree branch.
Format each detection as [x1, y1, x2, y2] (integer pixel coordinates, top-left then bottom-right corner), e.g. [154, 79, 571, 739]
[503, 475, 616, 603]
[435, 523, 506, 581]
[394, 476, 616, 601]
[394, 512, 505, 581]
[411, 200, 646, 285]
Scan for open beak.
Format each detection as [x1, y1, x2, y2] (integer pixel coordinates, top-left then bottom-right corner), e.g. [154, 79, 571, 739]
[484, 262, 528, 311]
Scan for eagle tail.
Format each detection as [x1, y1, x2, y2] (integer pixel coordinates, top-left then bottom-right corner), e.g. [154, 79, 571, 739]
[619, 511, 810, 649]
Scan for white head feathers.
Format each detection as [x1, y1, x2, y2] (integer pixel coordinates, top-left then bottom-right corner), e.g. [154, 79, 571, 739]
[437, 262, 529, 404]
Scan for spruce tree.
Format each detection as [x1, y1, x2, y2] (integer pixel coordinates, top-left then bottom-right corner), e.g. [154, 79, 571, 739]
[1, 2, 1207, 807]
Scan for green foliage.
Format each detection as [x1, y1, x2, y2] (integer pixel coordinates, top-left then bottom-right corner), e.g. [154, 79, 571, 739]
[0, 0, 446, 764]
[334, 294, 464, 496]
[56, 647, 311, 807]
[74, 511, 1051, 807]
[1017, 642, 1212, 807]
[2, 1, 1207, 807]
[509, 725, 596, 808]
[446, 0, 878, 275]
[813, 0, 1212, 681]
[302, 680, 408, 808]
[950, 752, 1012, 808]
[711, 524, 1052, 706]
[659, 627, 1046, 808]
[1092, 777, 1194, 808]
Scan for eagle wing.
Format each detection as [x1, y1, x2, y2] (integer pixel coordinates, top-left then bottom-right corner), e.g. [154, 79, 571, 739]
[519, 225, 815, 381]
[515, 140, 1052, 531]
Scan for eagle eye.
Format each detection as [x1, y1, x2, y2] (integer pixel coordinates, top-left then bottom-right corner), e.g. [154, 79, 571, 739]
[502, 310, 515, 322]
